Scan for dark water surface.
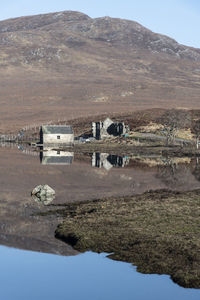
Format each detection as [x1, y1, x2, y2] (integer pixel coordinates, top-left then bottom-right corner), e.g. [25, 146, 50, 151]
[0, 145, 200, 299]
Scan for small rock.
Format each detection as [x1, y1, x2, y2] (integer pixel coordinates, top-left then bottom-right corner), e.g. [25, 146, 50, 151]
[31, 184, 55, 205]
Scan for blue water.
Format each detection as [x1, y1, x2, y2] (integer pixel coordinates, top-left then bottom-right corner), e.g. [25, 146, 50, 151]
[0, 246, 199, 300]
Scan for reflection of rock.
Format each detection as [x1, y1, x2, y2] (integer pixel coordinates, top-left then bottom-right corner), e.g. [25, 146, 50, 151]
[31, 184, 55, 205]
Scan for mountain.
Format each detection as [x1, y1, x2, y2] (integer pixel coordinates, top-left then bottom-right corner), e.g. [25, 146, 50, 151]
[0, 11, 200, 132]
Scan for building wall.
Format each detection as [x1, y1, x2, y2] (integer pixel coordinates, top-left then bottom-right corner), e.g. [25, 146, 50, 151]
[92, 118, 129, 140]
[43, 133, 74, 145]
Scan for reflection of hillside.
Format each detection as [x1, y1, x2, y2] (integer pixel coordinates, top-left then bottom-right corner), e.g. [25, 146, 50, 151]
[127, 156, 191, 169]
[0, 189, 77, 256]
[134, 157, 196, 191]
[0, 147, 199, 256]
[0, 233, 77, 256]
[192, 158, 200, 182]
[156, 159, 194, 189]
[74, 152, 91, 164]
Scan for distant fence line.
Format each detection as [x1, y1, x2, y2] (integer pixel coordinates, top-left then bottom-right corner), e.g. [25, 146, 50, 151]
[5, 111, 125, 136]
[20, 112, 115, 132]
[0, 134, 38, 143]
[0, 135, 17, 142]
[0, 141, 39, 155]
[3, 112, 111, 138]
[20, 148, 39, 157]
[0, 118, 71, 142]
[21, 118, 73, 132]
[0, 141, 18, 148]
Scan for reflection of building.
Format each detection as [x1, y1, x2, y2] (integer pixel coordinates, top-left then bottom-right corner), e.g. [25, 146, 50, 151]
[40, 148, 74, 165]
[92, 153, 129, 171]
[40, 125, 74, 146]
[92, 118, 129, 140]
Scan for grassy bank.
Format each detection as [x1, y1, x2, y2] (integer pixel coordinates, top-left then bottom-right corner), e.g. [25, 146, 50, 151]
[70, 143, 200, 157]
[55, 189, 200, 289]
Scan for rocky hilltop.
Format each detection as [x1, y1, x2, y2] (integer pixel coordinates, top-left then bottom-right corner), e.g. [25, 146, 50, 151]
[1, 11, 200, 61]
[0, 11, 200, 132]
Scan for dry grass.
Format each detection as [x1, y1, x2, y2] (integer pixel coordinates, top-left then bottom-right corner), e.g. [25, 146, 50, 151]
[135, 122, 164, 133]
[54, 189, 200, 288]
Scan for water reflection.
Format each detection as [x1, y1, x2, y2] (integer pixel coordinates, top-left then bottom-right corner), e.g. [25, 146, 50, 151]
[192, 157, 200, 182]
[1, 248, 200, 300]
[1, 144, 200, 194]
[156, 157, 192, 189]
[0, 143, 200, 292]
[40, 147, 74, 165]
[92, 153, 129, 170]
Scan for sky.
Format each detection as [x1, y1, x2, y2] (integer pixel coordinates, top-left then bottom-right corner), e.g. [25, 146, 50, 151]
[0, 0, 200, 48]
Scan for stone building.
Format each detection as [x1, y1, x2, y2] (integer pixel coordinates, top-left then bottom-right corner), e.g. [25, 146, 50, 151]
[40, 125, 74, 146]
[92, 117, 129, 140]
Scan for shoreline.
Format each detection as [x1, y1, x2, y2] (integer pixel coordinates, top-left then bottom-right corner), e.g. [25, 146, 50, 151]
[52, 189, 200, 289]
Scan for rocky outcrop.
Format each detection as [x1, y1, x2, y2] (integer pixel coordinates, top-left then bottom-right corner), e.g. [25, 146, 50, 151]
[0, 11, 200, 61]
[0, 11, 90, 33]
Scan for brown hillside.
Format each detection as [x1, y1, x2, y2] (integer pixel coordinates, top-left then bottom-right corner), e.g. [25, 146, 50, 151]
[0, 11, 200, 132]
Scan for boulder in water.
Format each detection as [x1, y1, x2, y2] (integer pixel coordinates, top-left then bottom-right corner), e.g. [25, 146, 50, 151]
[31, 184, 55, 205]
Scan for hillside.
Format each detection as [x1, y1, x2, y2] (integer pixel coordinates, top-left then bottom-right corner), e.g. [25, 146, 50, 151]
[0, 11, 200, 132]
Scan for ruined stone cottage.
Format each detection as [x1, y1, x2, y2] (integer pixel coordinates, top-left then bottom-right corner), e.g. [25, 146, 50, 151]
[92, 117, 129, 140]
[40, 125, 74, 146]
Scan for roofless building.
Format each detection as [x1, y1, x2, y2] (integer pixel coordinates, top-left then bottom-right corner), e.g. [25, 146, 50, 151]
[92, 118, 129, 140]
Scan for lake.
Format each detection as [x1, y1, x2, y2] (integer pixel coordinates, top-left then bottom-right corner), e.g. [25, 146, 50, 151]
[0, 145, 200, 299]
[0, 247, 200, 300]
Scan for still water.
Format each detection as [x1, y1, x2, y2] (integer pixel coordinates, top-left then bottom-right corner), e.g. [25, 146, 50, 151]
[0, 145, 200, 299]
[1, 247, 200, 300]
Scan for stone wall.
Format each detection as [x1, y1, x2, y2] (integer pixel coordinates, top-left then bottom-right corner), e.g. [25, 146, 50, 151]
[43, 133, 74, 145]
